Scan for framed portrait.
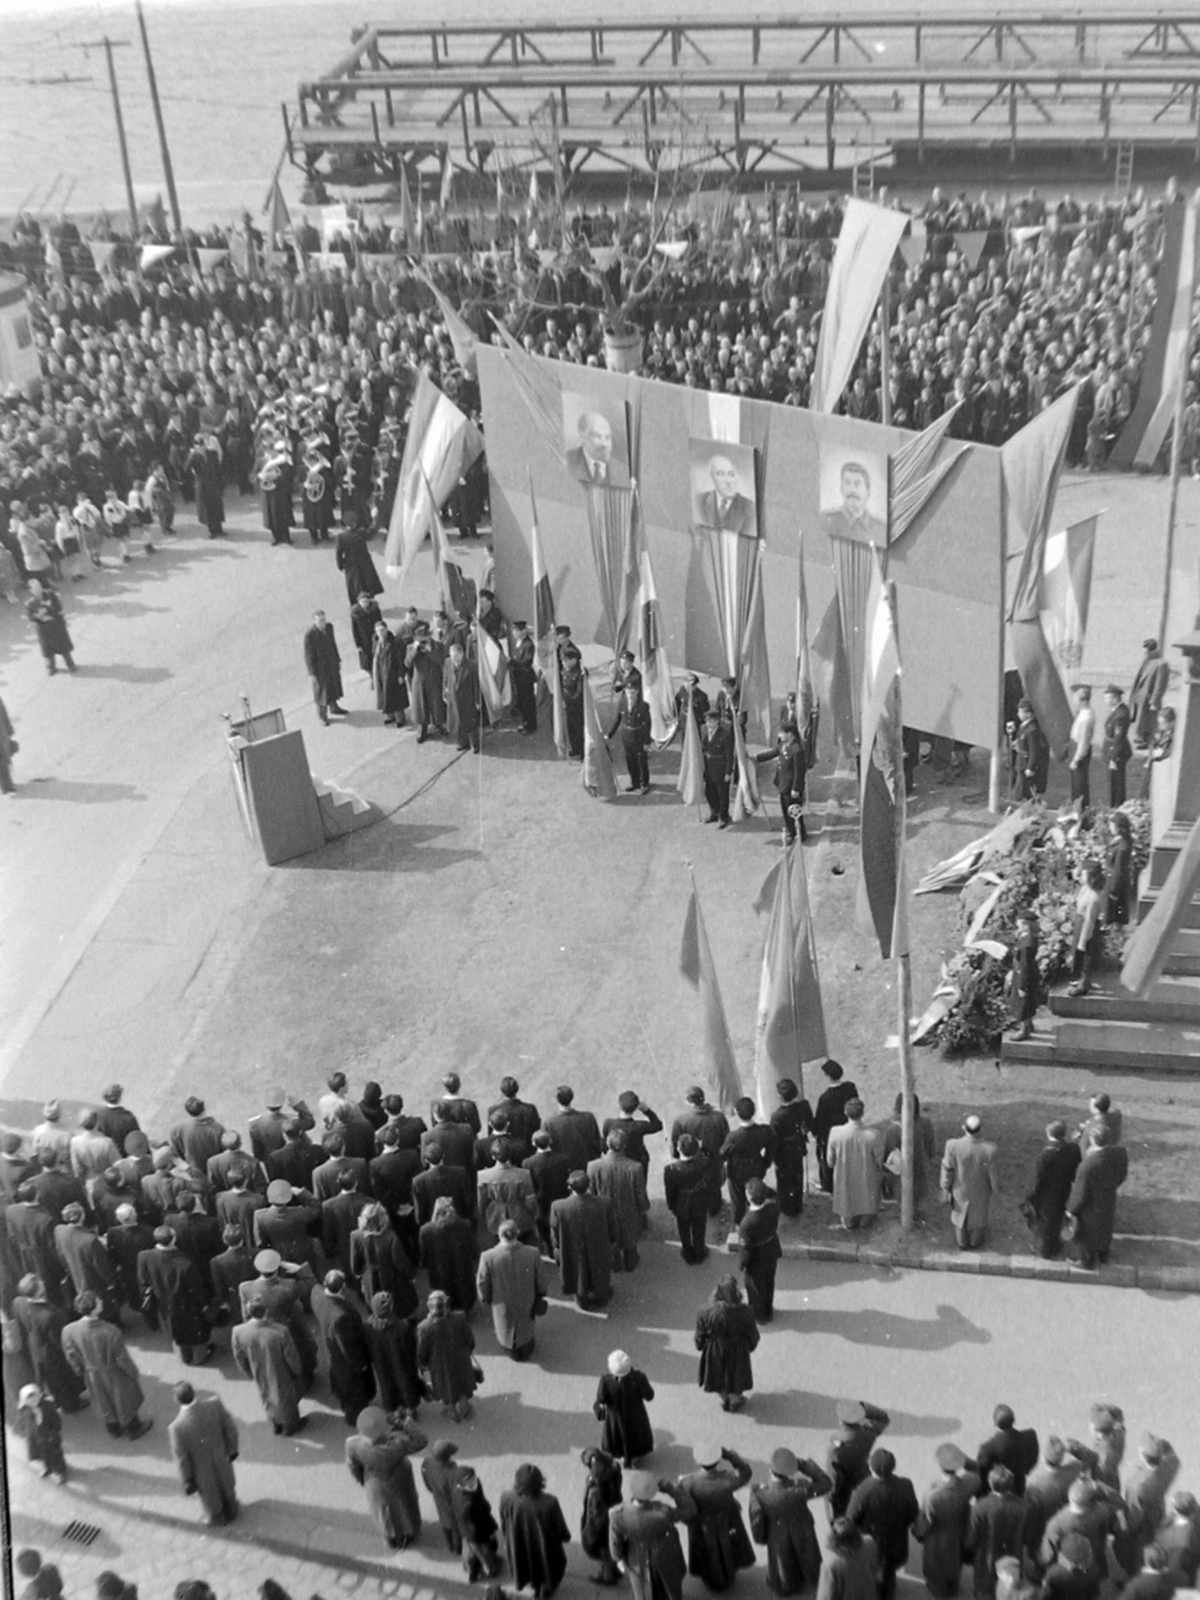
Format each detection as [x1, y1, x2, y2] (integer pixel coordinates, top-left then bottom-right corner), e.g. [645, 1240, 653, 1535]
[561, 392, 631, 487]
[818, 445, 889, 544]
[689, 437, 759, 538]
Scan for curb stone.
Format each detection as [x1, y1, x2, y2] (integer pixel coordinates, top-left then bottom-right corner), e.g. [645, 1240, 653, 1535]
[780, 1237, 1200, 1292]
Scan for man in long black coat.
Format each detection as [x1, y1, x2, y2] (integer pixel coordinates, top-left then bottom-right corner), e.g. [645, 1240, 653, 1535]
[1066, 1128, 1129, 1270]
[311, 1268, 374, 1422]
[738, 1180, 782, 1324]
[975, 1405, 1039, 1495]
[524, 1133, 571, 1255]
[303, 609, 345, 724]
[138, 1227, 214, 1364]
[847, 1449, 920, 1600]
[350, 592, 384, 671]
[550, 1173, 615, 1311]
[813, 1062, 859, 1194]
[770, 1080, 813, 1218]
[663, 1136, 711, 1265]
[722, 1100, 776, 1225]
[670, 1088, 729, 1218]
[1022, 1122, 1082, 1259]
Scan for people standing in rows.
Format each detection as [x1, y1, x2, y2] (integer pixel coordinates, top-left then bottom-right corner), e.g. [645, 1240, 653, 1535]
[1102, 684, 1132, 807]
[827, 1099, 881, 1231]
[749, 1446, 832, 1597]
[770, 1079, 813, 1219]
[1066, 685, 1095, 813]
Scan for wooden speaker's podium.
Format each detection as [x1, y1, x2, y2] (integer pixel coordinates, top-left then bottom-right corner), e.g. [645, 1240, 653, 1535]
[226, 709, 325, 865]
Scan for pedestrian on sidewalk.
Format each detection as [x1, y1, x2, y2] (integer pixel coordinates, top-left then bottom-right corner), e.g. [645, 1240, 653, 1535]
[168, 1381, 239, 1526]
[61, 1290, 153, 1440]
[827, 1100, 882, 1231]
[813, 1063, 859, 1195]
[1065, 1126, 1128, 1270]
[770, 1080, 813, 1219]
[939, 1116, 999, 1252]
[1021, 1123, 1081, 1260]
[15, 1383, 68, 1484]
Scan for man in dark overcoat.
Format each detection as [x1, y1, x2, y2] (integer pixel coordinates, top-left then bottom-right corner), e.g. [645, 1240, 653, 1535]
[550, 1172, 615, 1309]
[303, 609, 345, 724]
[1022, 1122, 1081, 1259]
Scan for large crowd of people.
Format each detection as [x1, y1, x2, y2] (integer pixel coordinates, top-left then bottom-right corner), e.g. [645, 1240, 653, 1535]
[1, 1068, 1192, 1600]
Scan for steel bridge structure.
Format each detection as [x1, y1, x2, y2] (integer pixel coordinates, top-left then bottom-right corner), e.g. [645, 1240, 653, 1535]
[287, 12, 1200, 190]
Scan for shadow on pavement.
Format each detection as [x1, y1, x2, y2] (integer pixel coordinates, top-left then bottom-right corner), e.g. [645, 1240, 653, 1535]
[792, 1302, 992, 1351]
[17, 777, 147, 803]
[282, 820, 480, 874]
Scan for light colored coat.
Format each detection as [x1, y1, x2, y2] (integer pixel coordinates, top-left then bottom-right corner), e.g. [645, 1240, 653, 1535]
[476, 1237, 547, 1351]
[939, 1134, 999, 1231]
[61, 1314, 144, 1427]
[231, 1316, 302, 1431]
[168, 1395, 239, 1523]
[828, 1122, 882, 1222]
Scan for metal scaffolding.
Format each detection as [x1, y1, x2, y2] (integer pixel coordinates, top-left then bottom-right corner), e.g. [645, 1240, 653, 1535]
[289, 13, 1200, 187]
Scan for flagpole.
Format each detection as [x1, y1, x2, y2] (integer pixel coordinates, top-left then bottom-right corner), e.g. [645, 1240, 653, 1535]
[1158, 194, 1198, 649]
[879, 275, 892, 428]
[886, 576, 916, 1234]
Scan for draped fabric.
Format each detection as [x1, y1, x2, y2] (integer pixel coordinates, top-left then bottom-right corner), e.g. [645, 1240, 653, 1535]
[858, 554, 909, 961]
[384, 374, 483, 581]
[888, 403, 966, 548]
[796, 531, 819, 766]
[491, 324, 569, 463]
[811, 199, 910, 415]
[1111, 196, 1197, 470]
[829, 532, 879, 743]
[586, 483, 638, 655]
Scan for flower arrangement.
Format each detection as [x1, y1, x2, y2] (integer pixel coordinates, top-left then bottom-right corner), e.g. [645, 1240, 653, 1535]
[915, 799, 1150, 1056]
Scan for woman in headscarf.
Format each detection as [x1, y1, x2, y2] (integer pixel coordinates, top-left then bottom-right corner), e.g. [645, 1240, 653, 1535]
[580, 1446, 624, 1585]
[362, 1291, 423, 1416]
[15, 1383, 68, 1484]
[500, 1462, 572, 1599]
[416, 1289, 480, 1422]
[594, 1349, 655, 1468]
[345, 1405, 428, 1552]
[350, 1203, 417, 1318]
[694, 1275, 760, 1413]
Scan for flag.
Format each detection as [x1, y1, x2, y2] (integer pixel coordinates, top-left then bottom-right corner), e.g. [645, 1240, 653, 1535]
[265, 178, 292, 247]
[1039, 515, 1098, 681]
[677, 687, 705, 810]
[709, 188, 733, 238]
[796, 532, 818, 766]
[954, 230, 988, 272]
[88, 239, 117, 274]
[858, 551, 908, 960]
[529, 472, 555, 670]
[888, 403, 967, 546]
[551, 651, 568, 758]
[811, 199, 910, 414]
[528, 164, 539, 208]
[418, 272, 478, 378]
[398, 170, 416, 243]
[633, 524, 678, 745]
[0, 273, 40, 394]
[1003, 384, 1081, 755]
[679, 875, 742, 1111]
[581, 670, 617, 799]
[195, 247, 228, 274]
[753, 850, 828, 1118]
[476, 620, 510, 722]
[1111, 194, 1199, 470]
[414, 183, 425, 252]
[730, 710, 761, 823]
[385, 373, 484, 581]
[1121, 811, 1200, 996]
[139, 244, 175, 271]
[44, 237, 62, 275]
[423, 470, 470, 618]
[440, 152, 455, 212]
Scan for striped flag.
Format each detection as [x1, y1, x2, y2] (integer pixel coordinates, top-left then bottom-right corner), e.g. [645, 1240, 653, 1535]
[797, 530, 818, 766]
[581, 670, 617, 799]
[677, 686, 705, 810]
[1111, 194, 1199, 470]
[423, 470, 470, 619]
[1004, 385, 1081, 756]
[419, 272, 478, 377]
[858, 550, 909, 960]
[529, 472, 555, 671]
[476, 620, 510, 723]
[385, 373, 483, 581]
[265, 178, 292, 247]
[812, 199, 910, 414]
[753, 850, 828, 1118]
[634, 528, 678, 745]
[1039, 515, 1098, 683]
[679, 874, 742, 1111]
[887, 403, 967, 545]
[730, 709, 762, 823]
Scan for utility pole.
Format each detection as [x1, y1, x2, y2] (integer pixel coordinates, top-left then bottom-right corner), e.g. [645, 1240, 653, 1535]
[135, 1, 182, 235]
[78, 37, 136, 234]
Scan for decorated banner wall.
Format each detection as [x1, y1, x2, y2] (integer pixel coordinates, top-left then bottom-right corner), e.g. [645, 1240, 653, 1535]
[479, 347, 1005, 750]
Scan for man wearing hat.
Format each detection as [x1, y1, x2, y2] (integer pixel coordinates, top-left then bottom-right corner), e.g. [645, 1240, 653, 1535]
[738, 1178, 782, 1323]
[350, 589, 385, 673]
[303, 608, 346, 726]
[748, 1447, 832, 1596]
[550, 1177, 614, 1312]
[1040, 1531, 1098, 1600]
[1021, 1122, 1081, 1259]
[1064, 1124, 1128, 1270]
[673, 1442, 755, 1589]
[1129, 639, 1170, 748]
[608, 678, 654, 794]
[249, 1086, 315, 1167]
[675, 673, 711, 731]
[407, 620, 448, 742]
[1010, 700, 1049, 801]
[445, 638, 482, 754]
[510, 620, 538, 734]
[827, 1399, 891, 1519]
[609, 1469, 691, 1600]
[1039, 1477, 1121, 1599]
[663, 1134, 712, 1266]
[701, 707, 734, 827]
[477, 1216, 548, 1361]
[939, 1115, 998, 1251]
[1102, 684, 1132, 806]
[914, 1443, 980, 1597]
[254, 1179, 320, 1271]
[560, 642, 586, 759]
[238, 1248, 314, 1383]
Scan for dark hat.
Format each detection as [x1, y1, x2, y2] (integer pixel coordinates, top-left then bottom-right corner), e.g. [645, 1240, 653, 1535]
[1142, 638, 1158, 651]
[1141, 1433, 1167, 1464]
[771, 1447, 798, 1476]
[513, 620, 528, 631]
[936, 1443, 967, 1472]
[430, 1439, 459, 1462]
[1104, 684, 1123, 697]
